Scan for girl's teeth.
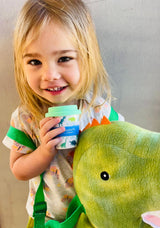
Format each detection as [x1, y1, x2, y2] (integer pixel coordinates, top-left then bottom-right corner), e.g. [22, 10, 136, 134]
[55, 87, 61, 91]
[48, 87, 61, 91]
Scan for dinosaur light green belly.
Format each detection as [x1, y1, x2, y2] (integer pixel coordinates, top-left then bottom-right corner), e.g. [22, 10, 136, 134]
[73, 121, 160, 227]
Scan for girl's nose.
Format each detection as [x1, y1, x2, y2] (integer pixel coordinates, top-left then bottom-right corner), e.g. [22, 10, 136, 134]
[42, 64, 61, 81]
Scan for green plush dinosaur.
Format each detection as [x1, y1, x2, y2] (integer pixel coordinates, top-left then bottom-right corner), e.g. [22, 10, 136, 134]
[73, 121, 160, 228]
[7, 120, 160, 228]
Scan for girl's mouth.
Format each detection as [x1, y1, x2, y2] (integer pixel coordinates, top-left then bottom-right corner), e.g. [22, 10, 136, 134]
[45, 86, 67, 95]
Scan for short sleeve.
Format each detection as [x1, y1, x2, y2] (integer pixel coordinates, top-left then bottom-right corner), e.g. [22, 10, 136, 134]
[109, 106, 125, 121]
[80, 96, 124, 131]
[3, 136, 33, 154]
[2, 107, 37, 154]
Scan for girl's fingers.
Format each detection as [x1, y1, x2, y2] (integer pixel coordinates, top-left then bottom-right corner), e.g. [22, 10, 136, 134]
[46, 136, 62, 151]
[40, 117, 65, 152]
[44, 126, 65, 144]
[40, 117, 60, 137]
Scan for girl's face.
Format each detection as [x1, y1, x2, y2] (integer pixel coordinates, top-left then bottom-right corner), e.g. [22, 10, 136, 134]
[23, 22, 80, 106]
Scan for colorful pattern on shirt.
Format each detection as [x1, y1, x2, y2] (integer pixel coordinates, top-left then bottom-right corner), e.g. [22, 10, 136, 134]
[3, 97, 124, 221]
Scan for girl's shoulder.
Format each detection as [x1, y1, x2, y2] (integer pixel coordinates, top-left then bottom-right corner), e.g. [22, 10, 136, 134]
[10, 106, 37, 130]
[79, 95, 124, 131]
[10, 106, 40, 146]
[3, 106, 39, 152]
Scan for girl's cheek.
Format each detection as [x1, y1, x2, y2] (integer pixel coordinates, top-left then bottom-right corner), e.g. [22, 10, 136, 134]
[68, 67, 80, 85]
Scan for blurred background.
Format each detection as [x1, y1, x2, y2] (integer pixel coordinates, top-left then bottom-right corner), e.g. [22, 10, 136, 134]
[0, 0, 160, 227]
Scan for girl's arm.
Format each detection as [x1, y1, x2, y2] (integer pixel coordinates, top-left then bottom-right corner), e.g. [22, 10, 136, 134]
[10, 117, 65, 180]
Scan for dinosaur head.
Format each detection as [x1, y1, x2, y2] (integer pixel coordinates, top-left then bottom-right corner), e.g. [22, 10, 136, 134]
[73, 121, 160, 227]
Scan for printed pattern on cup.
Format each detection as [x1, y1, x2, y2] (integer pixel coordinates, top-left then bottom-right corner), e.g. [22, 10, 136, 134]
[55, 115, 80, 149]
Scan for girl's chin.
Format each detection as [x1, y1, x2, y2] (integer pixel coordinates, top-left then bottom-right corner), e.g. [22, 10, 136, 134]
[51, 100, 77, 106]
[40, 88, 77, 106]
[46, 97, 76, 106]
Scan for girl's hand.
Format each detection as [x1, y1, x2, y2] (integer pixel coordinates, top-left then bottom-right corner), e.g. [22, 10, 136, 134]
[10, 117, 65, 180]
[39, 117, 65, 158]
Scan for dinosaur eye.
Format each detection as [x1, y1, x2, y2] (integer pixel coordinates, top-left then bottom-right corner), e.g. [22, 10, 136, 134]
[100, 171, 110, 181]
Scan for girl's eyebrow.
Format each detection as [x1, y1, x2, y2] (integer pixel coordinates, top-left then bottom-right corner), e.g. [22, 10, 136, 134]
[23, 53, 41, 59]
[23, 50, 77, 59]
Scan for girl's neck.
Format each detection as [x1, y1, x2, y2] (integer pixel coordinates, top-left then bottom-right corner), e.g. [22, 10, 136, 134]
[52, 99, 79, 107]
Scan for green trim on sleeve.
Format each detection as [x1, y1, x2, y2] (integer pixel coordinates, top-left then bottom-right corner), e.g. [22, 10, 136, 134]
[7, 126, 37, 150]
[109, 106, 119, 121]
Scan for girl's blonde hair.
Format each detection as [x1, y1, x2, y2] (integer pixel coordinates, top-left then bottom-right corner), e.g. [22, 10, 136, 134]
[14, 0, 111, 123]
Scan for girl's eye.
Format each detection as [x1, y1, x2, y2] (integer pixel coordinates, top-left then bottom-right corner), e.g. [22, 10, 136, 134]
[58, 56, 73, 63]
[28, 59, 42, 66]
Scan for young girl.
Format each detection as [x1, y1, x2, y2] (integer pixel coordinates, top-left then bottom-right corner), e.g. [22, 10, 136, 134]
[3, 0, 124, 226]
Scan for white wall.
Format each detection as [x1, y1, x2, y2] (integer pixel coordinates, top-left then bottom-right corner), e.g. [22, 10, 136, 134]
[0, 1, 28, 227]
[86, 0, 160, 131]
[0, 0, 160, 227]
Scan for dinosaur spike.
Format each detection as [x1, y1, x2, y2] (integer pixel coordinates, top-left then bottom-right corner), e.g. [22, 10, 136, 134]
[101, 116, 111, 125]
[83, 119, 99, 131]
[91, 118, 100, 127]
[83, 117, 111, 132]
[83, 123, 92, 131]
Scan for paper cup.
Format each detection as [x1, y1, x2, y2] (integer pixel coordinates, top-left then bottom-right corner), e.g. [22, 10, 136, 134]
[45, 105, 81, 149]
